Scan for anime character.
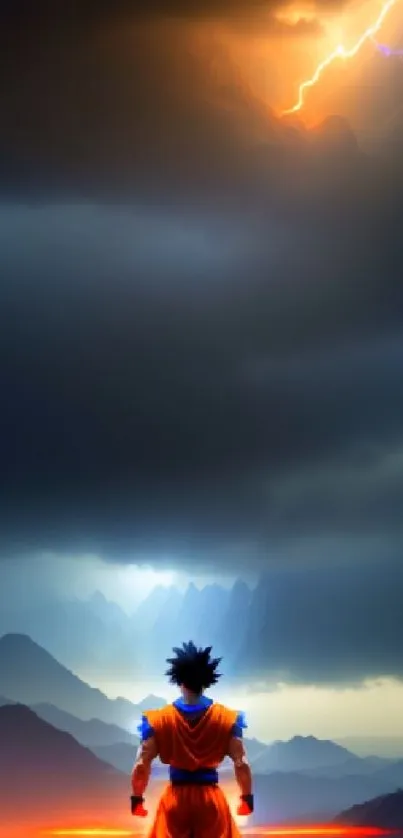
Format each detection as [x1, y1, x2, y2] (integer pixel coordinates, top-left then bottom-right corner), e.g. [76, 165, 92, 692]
[130, 641, 254, 838]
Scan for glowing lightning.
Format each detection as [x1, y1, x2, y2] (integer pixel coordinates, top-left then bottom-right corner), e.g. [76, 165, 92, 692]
[282, 0, 399, 114]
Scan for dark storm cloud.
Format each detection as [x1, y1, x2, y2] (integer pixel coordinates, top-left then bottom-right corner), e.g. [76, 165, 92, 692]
[0, 0, 334, 26]
[1, 6, 269, 201]
[235, 554, 403, 685]
[1, 0, 403, 572]
[1, 202, 403, 563]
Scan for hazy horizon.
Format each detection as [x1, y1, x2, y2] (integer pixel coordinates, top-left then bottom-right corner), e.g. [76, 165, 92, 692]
[2, 562, 403, 749]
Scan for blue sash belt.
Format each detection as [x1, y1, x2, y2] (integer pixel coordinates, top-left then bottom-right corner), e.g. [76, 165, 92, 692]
[169, 766, 218, 785]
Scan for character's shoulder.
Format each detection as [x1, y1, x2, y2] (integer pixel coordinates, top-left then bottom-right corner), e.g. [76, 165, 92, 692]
[138, 705, 175, 740]
[211, 703, 248, 736]
[232, 710, 248, 738]
[145, 704, 175, 723]
[210, 702, 238, 723]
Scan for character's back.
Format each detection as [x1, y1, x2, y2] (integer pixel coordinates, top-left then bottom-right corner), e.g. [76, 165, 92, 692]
[130, 644, 253, 838]
[141, 700, 243, 838]
[144, 701, 238, 772]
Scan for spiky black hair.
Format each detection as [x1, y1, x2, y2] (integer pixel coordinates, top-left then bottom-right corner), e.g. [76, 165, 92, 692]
[165, 641, 222, 694]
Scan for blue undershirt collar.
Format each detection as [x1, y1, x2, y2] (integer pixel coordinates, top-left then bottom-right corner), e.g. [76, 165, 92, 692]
[173, 695, 213, 713]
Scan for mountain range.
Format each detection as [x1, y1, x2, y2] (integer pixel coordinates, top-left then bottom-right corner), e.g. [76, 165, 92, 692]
[3, 632, 403, 829]
[1, 632, 403, 772]
[0, 632, 165, 726]
[251, 770, 400, 825]
[1, 578, 402, 775]
[30, 702, 138, 747]
[2, 581, 401, 760]
[251, 735, 353, 773]
[0, 634, 376, 770]
[335, 735, 403, 759]
[0, 580, 254, 677]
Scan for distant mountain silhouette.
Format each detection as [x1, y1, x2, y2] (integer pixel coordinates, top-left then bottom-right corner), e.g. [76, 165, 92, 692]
[31, 702, 139, 747]
[0, 594, 124, 674]
[92, 741, 141, 773]
[0, 633, 164, 726]
[250, 770, 402, 825]
[136, 693, 168, 712]
[252, 735, 355, 773]
[219, 579, 253, 668]
[5, 579, 403, 703]
[301, 754, 395, 779]
[135, 585, 182, 636]
[368, 759, 403, 789]
[243, 736, 273, 764]
[92, 741, 167, 776]
[87, 590, 129, 627]
[0, 580, 246, 676]
[136, 583, 232, 669]
[336, 735, 403, 759]
[0, 703, 126, 825]
[336, 789, 403, 829]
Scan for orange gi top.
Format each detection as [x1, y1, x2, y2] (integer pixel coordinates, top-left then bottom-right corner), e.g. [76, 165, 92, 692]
[139, 702, 243, 838]
[144, 702, 238, 769]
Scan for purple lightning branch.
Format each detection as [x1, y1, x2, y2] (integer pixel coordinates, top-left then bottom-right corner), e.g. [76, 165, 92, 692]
[372, 38, 403, 56]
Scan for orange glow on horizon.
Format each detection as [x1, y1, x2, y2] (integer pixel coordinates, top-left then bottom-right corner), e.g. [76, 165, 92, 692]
[281, 0, 400, 114]
[39, 825, 394, 838]
[41, 830, 136, 836]
[241, 828, 392, 836]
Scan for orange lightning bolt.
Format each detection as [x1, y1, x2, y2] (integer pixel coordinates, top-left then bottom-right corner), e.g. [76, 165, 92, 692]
[282, 0, 399, 114]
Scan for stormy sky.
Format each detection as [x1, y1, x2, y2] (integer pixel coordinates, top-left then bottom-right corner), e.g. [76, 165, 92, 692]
[1, 0, 403, 713]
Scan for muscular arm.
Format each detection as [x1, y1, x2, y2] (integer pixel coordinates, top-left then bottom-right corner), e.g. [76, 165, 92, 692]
[228, 736, 253, 796]
[131, 735, 158, 797]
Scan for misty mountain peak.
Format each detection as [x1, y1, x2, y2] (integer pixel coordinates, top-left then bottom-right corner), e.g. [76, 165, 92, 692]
[136, 693, 167, 710]
[233, 578, 250, 591]
[0, 633, 144, 727]
[0, 632, 51, 659]
[231, 579, 252, 599]
[90, 590, 107, 604]
[284, 734, 351, 757]
[1, 631, 37, 645]
[252, 732, 355, 773]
